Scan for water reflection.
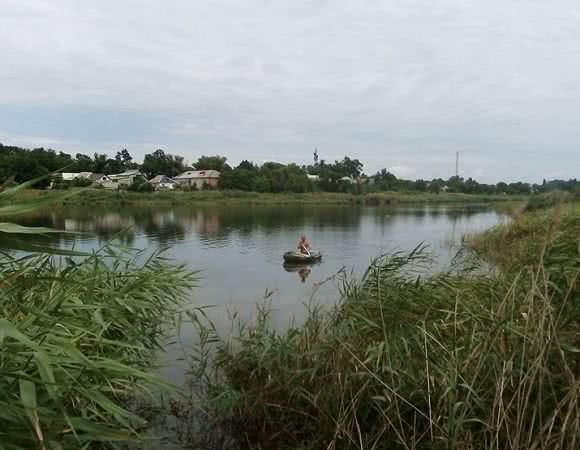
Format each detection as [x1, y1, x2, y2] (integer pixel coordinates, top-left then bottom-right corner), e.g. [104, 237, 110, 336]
[10, 202, 513, 387]
[13, 203, 507, 262]
[282, 261, 322, 283]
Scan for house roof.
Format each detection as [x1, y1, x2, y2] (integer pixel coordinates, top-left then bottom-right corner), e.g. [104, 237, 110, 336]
[90, 173, 107, 180]
[61, 173, 79, 181]
[175, 170, 220, 179]
[108, 170, 144, 179]
[149, 175, 176, 184]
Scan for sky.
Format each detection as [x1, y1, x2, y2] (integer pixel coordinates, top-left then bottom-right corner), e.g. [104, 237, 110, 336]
[1, 0, 580, 183]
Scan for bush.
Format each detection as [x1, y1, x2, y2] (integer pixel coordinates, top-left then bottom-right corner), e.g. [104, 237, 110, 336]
[127, 177, 147, 192]
[524, 190, 572, 212]
[138, 182, 155, 193]
[71, 177, 94, 188]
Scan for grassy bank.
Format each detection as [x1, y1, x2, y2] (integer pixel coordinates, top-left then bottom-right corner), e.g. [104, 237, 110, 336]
[471, 193, 580, 269]
[0, 248, 196, 448]
[196, 205, 580, 449]
[20, 188, 528, 206]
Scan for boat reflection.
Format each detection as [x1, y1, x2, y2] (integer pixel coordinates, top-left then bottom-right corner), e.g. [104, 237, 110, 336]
[282, 261, 321, 283]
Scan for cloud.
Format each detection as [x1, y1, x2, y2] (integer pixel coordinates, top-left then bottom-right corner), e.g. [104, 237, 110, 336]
[1, 0, 580, 182]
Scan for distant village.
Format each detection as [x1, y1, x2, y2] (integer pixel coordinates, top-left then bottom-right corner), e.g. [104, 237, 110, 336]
[3, 143, 578, 195]
[55, 169, 221, 191]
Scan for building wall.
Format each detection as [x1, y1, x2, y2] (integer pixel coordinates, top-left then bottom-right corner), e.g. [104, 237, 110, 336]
[177, 177, 219, 189]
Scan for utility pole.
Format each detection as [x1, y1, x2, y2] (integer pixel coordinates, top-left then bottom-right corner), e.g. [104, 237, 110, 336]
[455, 151, 459, 178]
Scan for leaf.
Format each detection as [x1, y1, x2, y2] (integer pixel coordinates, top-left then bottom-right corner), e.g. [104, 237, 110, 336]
[0, 223, 63, 235]
[0, 174, 51, 198]
[19, 379, 37, 411]
[64, 418, 134, 441]
[0, 236, 91, 256]
[34, 351, 58, 400]
[0, 319, 40, 349]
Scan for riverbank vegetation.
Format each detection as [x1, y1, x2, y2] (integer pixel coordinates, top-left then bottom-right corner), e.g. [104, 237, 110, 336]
[2, 142, 577, 196]
[196, 200, 580, 449]
[0, 183, 197, 448]
[19, 187, 528, 207]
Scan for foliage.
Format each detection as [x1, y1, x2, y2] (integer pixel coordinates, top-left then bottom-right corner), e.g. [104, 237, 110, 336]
[219, 161, 312, 193]
[0, 249, 196, 449]
[196, 209, 580, 449]
[523, 190, 573, 212]
[127, 176, 151, 192]
[141, 149, 186, 178]
[70, 177, 94, 188]
[0, 180, 197, 448]
[3, 142, 580, 196]
[194, 155, 228, 172]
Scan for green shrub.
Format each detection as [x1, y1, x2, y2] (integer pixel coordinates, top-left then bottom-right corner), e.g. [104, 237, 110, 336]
[71, 177, 94, 188]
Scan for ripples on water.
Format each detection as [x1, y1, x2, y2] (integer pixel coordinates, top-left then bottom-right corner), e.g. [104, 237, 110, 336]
[10, 202, 512, 448]
[15, 206, 503, 344]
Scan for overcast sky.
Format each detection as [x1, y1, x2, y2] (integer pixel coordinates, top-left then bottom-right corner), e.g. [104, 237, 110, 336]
[1, 1, 580, 182]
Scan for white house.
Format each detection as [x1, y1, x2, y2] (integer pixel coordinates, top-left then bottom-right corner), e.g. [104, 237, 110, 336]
[174, 170, 220, 189]
[339, 176, 356, 184]
[307, 174, 320, 181]
[148, 175, 177, 190]
[61, 172, 93, 181]
[106, 170, 146, 188]
[90, 174, 111, 184]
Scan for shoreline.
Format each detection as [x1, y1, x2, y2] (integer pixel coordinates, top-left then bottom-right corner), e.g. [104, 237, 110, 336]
[21, 188, 528, 206]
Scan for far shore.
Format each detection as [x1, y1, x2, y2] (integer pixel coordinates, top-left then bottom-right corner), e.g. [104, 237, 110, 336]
[18, 188, 529, 207]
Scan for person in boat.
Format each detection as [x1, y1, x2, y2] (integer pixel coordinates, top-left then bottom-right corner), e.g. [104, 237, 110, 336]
[297, 235, 311, 255]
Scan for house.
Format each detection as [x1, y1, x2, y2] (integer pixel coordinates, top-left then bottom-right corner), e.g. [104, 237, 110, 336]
[441, 185, 450, 193]
[307, 174, 320, 181]
[106, 170, 147, 188]
[339, 176, 356, 184]
[149, 175, 177, 190]
[61, 173, 82, 181]
[108, 170, 145, 184]
[174, 170, 220, 189]
[90, 174, 111, 184]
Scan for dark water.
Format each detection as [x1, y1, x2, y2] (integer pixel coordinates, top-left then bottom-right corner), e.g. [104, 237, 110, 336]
[13, 202, 509, 386]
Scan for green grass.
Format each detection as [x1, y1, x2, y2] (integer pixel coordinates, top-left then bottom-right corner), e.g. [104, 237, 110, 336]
[193, 206, 580, 449]
[21, 188, 528, 206]
[470, 201, 580, 270]
[362, 191, 528, 205]
[1, 181, 199, 448]
[0, 248, 197, 449]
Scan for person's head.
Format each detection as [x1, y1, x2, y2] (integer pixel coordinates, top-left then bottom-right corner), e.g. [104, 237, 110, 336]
[300, 235, 307, 242]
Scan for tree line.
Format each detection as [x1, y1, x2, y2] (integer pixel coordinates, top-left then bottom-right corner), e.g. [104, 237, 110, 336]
[1, 142, 578, 195]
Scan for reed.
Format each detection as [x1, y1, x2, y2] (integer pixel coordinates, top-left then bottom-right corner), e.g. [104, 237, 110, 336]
[0, 180, 197, 449]
[198, 207, 580, 449]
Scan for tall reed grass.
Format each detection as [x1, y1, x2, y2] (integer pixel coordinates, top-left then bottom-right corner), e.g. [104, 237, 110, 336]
[197, 207, 580, 449]
[1, 180, 198, 449]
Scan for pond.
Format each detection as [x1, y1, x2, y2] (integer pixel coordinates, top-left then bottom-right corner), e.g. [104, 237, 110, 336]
[12, 202, 510, 386]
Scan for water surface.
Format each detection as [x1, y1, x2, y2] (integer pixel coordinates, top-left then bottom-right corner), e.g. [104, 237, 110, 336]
[13, 202, 508, 384]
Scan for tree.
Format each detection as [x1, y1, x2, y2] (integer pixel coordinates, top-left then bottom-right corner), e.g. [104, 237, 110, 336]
[194, 155, 228, 171]
[115, 149, 138, 170]
[93, 153, 110, 174]
[141, 149, 185, 178]
[73, 153, 94, 172]
[338, 156, 363, 179]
